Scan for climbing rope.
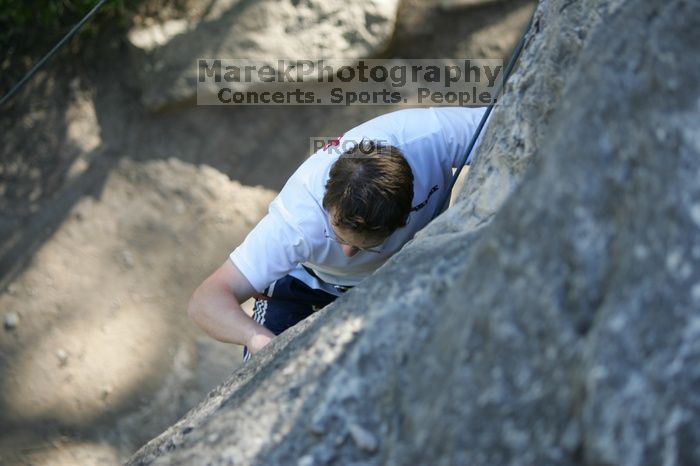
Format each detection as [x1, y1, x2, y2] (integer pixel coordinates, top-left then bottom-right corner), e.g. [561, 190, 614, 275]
[436, 11, 535, 216]
[0, 0, 110, 108]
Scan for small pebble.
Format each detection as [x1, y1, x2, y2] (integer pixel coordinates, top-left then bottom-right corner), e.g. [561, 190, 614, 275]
[3, 312, 19, 330]
[174, 200, 186, 215]
[207, 432, 220, 444]
[121, 249, 135, 268]
[56, 349, 69, 366]
[348, 423, 378, 453]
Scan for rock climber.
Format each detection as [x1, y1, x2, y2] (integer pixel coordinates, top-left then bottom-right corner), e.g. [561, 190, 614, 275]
[188, 106, 487, 360]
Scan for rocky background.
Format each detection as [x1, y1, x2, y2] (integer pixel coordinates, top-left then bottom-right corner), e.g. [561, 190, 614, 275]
[124, 0, 700, 465]
[0, 0, 535, 464]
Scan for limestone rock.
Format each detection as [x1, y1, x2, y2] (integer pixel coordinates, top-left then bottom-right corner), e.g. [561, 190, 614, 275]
[129, 0, 400, 110]
[127, 0, 700, 464]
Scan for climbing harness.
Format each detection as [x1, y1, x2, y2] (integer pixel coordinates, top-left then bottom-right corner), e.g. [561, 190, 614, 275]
[436, 11, 535, 217]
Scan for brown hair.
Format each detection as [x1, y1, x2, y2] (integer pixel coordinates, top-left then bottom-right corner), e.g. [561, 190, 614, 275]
[322, 141, 414, 238]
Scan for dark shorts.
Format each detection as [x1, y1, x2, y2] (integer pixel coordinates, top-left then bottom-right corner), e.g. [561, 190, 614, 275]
[243, 274, 339, 361]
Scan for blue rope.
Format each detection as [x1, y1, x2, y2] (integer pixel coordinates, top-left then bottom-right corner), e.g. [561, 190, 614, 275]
[0, 0, 111, 108]
[436, 11, 535, 217]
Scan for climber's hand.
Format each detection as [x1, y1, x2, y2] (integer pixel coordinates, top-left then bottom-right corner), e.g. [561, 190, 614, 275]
[246, 328, 274, 355]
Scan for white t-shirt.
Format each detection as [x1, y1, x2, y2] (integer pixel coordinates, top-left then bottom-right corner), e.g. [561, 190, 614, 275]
[230, 106, 488, 295]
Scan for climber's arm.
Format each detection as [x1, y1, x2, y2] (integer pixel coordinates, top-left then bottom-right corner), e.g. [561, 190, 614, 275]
[188, 259, 274, 354]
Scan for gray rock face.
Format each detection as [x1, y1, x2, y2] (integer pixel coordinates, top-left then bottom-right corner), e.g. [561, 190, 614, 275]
[129, 0, 399, 110]
[127, 0, 700, 464]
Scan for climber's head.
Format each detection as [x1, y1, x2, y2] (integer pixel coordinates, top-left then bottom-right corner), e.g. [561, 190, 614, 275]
[323, 141, 414, 257]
